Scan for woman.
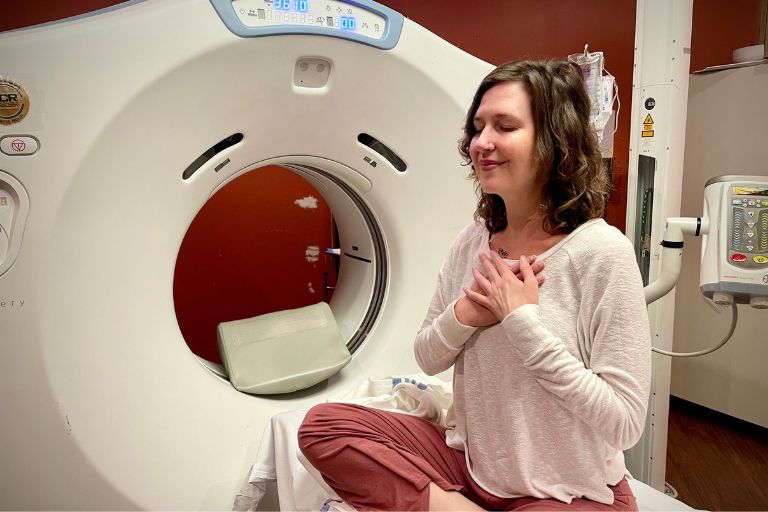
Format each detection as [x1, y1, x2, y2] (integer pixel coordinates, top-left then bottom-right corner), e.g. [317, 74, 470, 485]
[299, 60, 651, 511]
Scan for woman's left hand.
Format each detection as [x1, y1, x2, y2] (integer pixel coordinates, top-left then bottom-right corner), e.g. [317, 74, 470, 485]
[463, 252, 540, 321]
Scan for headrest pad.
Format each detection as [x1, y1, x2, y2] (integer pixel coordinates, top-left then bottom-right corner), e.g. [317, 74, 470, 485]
[218, 302, 351, 394]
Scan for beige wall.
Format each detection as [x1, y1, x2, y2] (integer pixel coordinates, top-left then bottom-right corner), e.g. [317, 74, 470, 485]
[672, 63, 768, 427]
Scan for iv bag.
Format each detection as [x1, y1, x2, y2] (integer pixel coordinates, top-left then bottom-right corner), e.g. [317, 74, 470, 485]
[568, 48, 618, 148]
[568, 49, 604, 119]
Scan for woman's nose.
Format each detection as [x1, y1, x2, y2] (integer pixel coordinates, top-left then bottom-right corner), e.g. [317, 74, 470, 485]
[473, 131, 494, 152]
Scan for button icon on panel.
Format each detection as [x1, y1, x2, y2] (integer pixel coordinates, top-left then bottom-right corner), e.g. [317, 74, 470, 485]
[731, 253, 747, 262]
[1, 135, 39, 156]
[753, 255, 768, 264]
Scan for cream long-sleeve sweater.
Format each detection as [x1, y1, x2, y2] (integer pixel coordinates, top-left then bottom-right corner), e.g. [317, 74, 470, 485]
[414, 218, 651, 505]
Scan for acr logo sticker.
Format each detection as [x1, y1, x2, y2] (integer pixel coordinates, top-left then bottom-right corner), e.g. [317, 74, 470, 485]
[0, 79, 30, 126]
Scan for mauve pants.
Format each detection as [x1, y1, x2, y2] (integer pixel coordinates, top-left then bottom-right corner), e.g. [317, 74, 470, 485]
[298, 403, 638, 511]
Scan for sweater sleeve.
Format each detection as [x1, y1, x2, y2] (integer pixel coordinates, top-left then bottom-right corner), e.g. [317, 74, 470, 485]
[414, 231, 478, 376]
[501, 235, 651, 450]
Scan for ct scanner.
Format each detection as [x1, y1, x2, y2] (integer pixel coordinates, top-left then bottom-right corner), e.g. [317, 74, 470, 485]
[0, 0, 493, 508]
[0, 1, 696, 510]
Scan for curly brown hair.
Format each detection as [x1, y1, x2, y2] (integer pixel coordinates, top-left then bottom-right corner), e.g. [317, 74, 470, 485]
[458, 60, 610, 235]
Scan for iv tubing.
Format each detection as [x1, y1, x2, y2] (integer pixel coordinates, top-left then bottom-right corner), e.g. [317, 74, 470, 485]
[644, 216, 740, 357]
[651, 301, 738, 357]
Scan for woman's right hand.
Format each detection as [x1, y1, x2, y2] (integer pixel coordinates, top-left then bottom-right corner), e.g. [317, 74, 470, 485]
[454, 255, 545, 327]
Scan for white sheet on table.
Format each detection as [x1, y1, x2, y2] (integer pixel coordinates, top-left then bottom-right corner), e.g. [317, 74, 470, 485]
[233, 374, 452, 511]
[332, 374, 452, 426]
[628, 480, 694, 511]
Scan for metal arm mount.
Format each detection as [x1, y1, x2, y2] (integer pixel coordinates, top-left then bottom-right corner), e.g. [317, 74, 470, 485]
[644, 216, 739, 357]
[644, 217, 705, 304]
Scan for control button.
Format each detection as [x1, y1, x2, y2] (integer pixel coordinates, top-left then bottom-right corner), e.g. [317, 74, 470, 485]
[748, 211, 756, 218]
[746, 245, 754, 252]
[732, 199, 743, 205]
[731, 253, 747, 262]
[747, 221, 756, 228]
[748, 200, 756, 206]
[747, 230, 755, 238]
[754, 255, 768, 264]
[0, 136, 39, 156]
[762, 201, 768, 207]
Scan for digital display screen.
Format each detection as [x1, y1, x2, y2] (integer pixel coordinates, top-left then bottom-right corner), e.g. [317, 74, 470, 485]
[340, 16, 356, 30]
[733, 186, 768, 196]
[274, 0, 308, 12]
[231, 0, 383, 39]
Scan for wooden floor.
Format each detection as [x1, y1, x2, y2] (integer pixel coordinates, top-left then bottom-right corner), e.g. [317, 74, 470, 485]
[665, 396, 768, 511]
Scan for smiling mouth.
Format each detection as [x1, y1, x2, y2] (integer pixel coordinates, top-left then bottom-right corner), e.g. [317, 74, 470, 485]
[479, 160, 505, 170]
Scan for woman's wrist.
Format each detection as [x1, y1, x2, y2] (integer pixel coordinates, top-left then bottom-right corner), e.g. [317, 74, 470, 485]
[454, 297, 472, 326]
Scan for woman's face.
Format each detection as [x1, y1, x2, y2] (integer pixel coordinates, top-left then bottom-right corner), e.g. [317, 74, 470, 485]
[469, 81, 541, 203]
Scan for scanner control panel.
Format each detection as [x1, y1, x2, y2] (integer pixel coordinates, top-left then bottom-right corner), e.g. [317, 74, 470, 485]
[232, 0, 386, 37]
[728, 184, 768, 269]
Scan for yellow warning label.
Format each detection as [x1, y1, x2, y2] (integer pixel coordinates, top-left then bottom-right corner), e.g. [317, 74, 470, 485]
[643, 114, 654, 124]
[643, 124, 654, 131]
[642, 130, 654, 138]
